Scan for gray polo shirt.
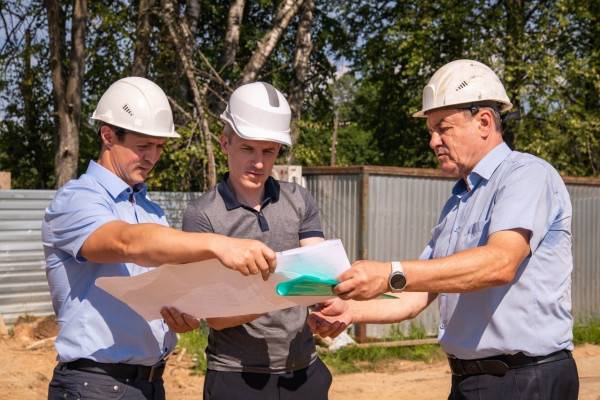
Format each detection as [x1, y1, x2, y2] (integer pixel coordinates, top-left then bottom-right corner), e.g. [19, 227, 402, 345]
[182, 174, 324, 373]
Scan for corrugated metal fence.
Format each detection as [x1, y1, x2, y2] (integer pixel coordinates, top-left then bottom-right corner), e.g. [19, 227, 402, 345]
[0, 190, 201, 325]
[305, 166, 600, 338]
[1, 168, 599, 338]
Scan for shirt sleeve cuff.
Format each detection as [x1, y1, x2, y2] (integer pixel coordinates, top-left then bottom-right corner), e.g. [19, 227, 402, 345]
[299, 230, 325, 240]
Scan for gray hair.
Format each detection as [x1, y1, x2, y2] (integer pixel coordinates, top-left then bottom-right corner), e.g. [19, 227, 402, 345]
[463, 106, 503, 134]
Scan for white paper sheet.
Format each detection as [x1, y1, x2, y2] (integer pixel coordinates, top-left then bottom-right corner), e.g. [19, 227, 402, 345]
[95, 239, 350, 321]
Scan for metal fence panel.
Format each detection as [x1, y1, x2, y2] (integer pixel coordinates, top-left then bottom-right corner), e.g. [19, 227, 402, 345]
[365, 175, 455, 337]
[2, 175, 599, 336]
[0, 190, 54, 324]
[568, 185, 600, 323]
[304, 171, 600, 338]
[0, 190, 201, 325]
[305, 174, 361, 262]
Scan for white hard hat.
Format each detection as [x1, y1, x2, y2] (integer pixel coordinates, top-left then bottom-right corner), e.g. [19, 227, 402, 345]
[413, 59, 513, 118]
[220, 82, 292, 146]
[91, 77, 180, 138]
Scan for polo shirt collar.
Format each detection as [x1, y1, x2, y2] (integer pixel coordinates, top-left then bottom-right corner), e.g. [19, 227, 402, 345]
[86, 160, 146, 199]
[218, 172, 280, 211]
[453, 142, 512, 194]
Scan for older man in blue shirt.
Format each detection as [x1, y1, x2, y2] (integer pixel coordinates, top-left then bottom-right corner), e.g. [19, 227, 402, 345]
[43, 77, 277, 400]
[309, 60, 578, 400]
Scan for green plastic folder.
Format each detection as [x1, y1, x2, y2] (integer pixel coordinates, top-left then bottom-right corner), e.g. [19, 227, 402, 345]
[276, 275, 339, 296]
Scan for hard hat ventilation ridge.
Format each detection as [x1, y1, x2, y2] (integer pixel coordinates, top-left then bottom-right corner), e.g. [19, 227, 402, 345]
[122, 104, 134, 117]
[456, 81, 469, 91]
[262, 83, 280, 107]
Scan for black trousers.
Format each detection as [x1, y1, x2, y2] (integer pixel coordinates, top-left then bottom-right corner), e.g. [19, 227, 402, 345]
[448, 356, 579, 400]
[203, 358, 332, 400]
[48, 364, 165, 400]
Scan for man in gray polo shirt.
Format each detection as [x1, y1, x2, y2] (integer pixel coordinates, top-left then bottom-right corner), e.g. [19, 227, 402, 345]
[180, 82, 332, 399]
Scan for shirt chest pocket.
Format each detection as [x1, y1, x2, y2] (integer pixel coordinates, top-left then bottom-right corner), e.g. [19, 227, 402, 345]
[456, 218, 490, 251]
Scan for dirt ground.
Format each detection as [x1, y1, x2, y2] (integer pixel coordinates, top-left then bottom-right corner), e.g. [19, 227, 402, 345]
[2, 317, 599, 400]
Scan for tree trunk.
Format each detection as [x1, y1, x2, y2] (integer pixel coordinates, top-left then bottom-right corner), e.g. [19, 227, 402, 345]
[206, 0, 245, 115]
[220, 0, 245, 71]
[185, 0, 201, 37]
[239, 0, 305, 84]
[162, 0, 217, 189]
[502, 0, 526, 148]
[131, 0, 154, 77]
[286, 0, 314, 162]
[330, 109, 339, 166]
[45, 0, 87, 188]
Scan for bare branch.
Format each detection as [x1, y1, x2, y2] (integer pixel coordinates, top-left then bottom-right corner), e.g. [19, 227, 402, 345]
[240, 0, 305, 84]
[161, 0, 217, 188]
[131, 0, 154, 76]
[220, 0, 245, 71]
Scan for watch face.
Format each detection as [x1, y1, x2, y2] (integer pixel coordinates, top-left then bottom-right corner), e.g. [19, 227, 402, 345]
[390, 273, 407, 290]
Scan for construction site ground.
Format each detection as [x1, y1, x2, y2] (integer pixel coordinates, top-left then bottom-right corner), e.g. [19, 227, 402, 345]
[2, 316, 599, 400]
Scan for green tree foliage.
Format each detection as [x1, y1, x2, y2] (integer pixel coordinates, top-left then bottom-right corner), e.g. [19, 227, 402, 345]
[0, 0, 598, 190]
[340, 0, 599, 175]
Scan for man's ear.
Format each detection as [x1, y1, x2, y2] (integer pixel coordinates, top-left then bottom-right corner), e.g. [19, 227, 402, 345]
[478, 109, 493, 139]
[99, 125, 115, 148]
[219, 134, 229, 153]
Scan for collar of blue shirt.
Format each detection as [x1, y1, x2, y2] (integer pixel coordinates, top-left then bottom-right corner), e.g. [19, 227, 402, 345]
[86, 160, 147, 200]
[453, 142, 512, 195]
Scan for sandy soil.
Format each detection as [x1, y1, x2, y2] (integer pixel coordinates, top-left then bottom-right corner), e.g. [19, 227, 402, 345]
[2, 317, 599, 399]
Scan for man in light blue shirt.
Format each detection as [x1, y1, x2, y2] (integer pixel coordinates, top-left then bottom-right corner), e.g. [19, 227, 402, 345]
[43, 77, 277, 400]
[309, 60, 578, 399]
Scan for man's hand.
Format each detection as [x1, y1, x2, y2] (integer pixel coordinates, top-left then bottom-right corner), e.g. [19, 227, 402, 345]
[214, 237, 277, 280]
[334, 260, 389, 300]
[161, 307, 200, 333]
[307, 298, 353, 338]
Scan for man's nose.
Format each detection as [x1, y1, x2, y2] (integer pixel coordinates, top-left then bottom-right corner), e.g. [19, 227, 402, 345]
[429, 132, 441, 149]
[253, 153, 264, 168]
[146, 146, 162, 164]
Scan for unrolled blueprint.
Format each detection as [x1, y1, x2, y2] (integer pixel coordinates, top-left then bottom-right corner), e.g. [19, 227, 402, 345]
[95, 239, 350, 320]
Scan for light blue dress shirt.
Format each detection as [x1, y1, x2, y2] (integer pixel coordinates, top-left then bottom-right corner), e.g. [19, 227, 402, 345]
[420, 142, 574, 359]
[42, 161, 177, 366]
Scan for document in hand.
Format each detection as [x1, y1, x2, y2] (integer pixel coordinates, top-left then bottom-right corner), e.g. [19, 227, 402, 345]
[274, 239, 351, 296]
[95, 239, 350, 321]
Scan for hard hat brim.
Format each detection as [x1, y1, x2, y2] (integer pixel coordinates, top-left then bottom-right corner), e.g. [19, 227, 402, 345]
[91, 115, 181, 138]
[220, 112, 292, 146]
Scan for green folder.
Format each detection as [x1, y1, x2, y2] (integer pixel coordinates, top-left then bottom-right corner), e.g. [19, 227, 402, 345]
[276, 274, 397, 299]
[276, 275, 338, 296]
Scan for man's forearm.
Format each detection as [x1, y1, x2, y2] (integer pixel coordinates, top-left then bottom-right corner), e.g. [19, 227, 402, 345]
[81, 221, 220, 266]
[350, 292, 435, 324]
[404, 229, 530, 292]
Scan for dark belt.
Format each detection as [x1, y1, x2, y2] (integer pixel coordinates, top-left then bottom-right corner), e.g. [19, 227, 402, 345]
[448, 349, 572, 377]
[60, 358, 166, 382]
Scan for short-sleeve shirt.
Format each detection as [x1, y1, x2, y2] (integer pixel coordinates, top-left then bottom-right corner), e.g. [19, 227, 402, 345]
[42, 161, 177, 366]
[182, 174, 324, 373]
[420, 143, 574, 359]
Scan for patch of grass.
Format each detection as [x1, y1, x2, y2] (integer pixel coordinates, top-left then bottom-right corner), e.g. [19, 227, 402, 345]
[320, 344, 444, 374]
[177, 324, 209, 374]
[573, 321, 600, 345]
[386, 323, 428, 340]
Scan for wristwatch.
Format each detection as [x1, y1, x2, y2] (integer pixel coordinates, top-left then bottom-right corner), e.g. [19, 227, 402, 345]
[388, 261, 407, 292]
